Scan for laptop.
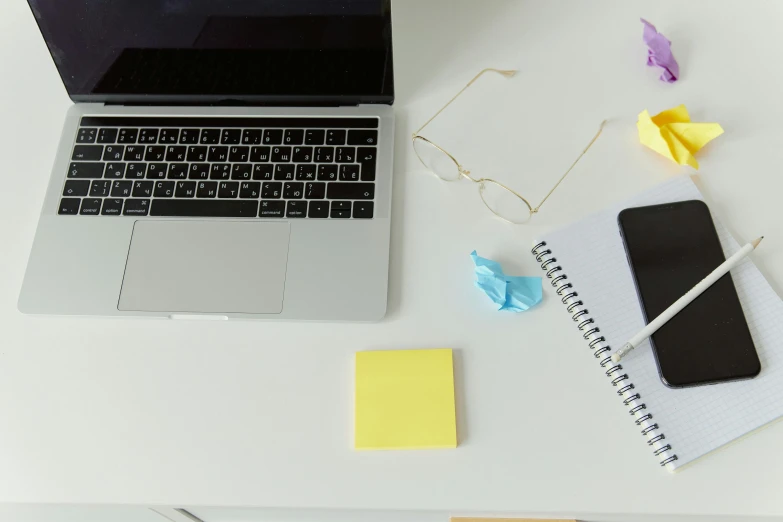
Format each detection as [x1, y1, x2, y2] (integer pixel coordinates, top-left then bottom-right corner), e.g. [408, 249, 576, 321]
[19, 0, 395, 321]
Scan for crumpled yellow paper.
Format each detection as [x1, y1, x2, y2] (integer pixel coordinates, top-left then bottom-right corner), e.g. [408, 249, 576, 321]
[637, 104, 724, 169]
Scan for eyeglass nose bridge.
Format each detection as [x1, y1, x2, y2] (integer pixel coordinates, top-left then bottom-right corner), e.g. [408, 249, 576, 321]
[458, 166, 476, 181]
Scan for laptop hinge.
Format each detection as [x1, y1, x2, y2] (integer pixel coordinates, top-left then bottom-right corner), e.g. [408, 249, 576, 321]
[105, 99, 356, 108]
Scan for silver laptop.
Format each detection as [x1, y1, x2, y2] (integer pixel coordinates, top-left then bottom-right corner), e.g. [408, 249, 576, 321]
[19, 1, 394, 321]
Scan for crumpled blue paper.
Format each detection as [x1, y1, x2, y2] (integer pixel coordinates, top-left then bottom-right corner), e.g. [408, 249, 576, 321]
[471, 251, 542, 312]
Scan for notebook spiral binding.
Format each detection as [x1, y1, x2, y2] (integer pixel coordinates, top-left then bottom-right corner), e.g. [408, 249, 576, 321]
[532, 241, 678, 468]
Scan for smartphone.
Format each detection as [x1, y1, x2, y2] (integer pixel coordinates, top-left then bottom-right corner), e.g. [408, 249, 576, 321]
[618, 200, 760, 388]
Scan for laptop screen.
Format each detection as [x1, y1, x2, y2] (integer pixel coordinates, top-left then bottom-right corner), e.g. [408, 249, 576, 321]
[27, 0, 394, 105]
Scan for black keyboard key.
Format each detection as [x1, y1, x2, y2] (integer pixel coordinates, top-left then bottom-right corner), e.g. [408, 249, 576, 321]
[154, 181, 175, 198]
[357, 147, 377, 181]
[111, 180, 133, 198]
[124, 146, 145, 161]
[117, 128, 138, 143]
[180, 129, 200, 144]
[58, 198, 81, 215]
[250, 146, 271, 162]
[126, 163, 147, 179]
[63, 180, 90, 197]
[331, 201, 351, 211]
[305, 129, 325, 145]
[123, 199, 150, 216]
[89, 180, 111, 197]
[271, 146, 291, 162]
[292, 146, 313, 162]
[218, 181, 239, 198]
[242, 129, 262, 145]
[274, 164, 295, 181]
[331, 207, 351, 219]
[97, 128, 118, 144]
[187, 146, 207, 162]
[145, 145, 166, 162]
[189, 163, 210, 180]
[146, 163, 168, 179]
[101, 198, 124, 215]
[232, 164, 252, 180]
[261, 182, 282, 199]
[133, 180, 153, 198]
[305, 182, 326, 199]
[326, 129, 346, 145]
[317, 165, 338, 181]
[286, 200, 307, 218]
[253, 164, 274, 180]
[200, 129, 220, 144]
[314, 147, 334, 163]
[68, 162, 104, 179]
[239, 182, 261, 198]
[77, 128, 97, 143]
[168, 163, 188, 179]
[356, 147, 378, 161]
[72, 145, 103, 161]
[263, 129, 283, 145]
[259, 200, 285, 217]
[208, 146, 229, 162]
[283, 182, 303, 199]
[166, 146, 187, 162]
[283, 129, 304, 145]
[151, 200, 258, 217]
[80, 198, 102, 215]
[229, 146, 249, 162]
[296, 164, 316, 181]
[159, 129, 179, 144]
[348, 130, 378, 146]
[175, 181, 196, 198]
[105, 163, 126, 178]
[327, 183, 374, 200]
[138, 129, 159, 144]
[221, 129, 241, 144]
[210, 164, 231, 180]
[336, 147, 355, 163]
[197, 181, 218, 198]
[353, 201, 374, 219]
[308, 201, 329, 218]
[103, 145, 124, 161]
[340, 165, 360, 181]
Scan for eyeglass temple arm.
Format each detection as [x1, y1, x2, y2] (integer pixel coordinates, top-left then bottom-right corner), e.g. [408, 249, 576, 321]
[532, 120, 607, 213]
[413, 68, 517, 136]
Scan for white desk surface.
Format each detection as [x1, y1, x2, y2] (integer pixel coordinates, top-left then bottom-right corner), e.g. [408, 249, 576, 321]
[2, 0, 783, 519]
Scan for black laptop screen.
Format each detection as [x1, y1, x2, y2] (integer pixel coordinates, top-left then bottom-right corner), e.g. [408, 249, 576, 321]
[27, 0, 394, 104]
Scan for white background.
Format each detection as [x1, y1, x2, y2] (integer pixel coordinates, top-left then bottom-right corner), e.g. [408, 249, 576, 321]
[1, 0, 783, 519]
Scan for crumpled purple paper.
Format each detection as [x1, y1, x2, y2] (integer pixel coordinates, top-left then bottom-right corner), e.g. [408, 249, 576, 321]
[641, 18, 679, 83]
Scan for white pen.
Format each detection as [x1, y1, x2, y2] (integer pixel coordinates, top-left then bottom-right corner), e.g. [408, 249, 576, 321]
[612, 236, 764, 363]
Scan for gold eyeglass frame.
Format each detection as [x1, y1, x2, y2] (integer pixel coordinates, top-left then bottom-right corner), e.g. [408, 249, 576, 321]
[412, 68, 606, 224]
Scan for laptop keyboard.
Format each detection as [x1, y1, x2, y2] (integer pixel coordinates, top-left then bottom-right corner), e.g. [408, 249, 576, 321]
[59, 117, 379, 219]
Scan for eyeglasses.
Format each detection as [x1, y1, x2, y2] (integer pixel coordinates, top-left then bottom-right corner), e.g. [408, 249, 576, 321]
[412, 68, 605, 224]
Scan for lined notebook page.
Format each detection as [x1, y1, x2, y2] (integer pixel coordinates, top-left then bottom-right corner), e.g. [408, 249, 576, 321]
[537, 176, 783, 470]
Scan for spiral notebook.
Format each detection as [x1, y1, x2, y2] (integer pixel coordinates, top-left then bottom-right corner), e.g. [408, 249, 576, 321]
[531, 176, 783, 471]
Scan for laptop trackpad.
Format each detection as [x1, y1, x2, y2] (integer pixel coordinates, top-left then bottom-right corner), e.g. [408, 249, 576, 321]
[119, 221, 290, 314]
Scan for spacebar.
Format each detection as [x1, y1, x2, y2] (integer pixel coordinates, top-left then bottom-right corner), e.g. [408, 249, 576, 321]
[150, 200, 259, 217]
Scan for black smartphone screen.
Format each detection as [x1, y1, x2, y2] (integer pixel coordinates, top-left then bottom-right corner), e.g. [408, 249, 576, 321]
[618, 200, 760, 388]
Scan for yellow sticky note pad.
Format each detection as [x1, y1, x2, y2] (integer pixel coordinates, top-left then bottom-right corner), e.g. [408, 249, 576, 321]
[355, 348, 457, 450]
